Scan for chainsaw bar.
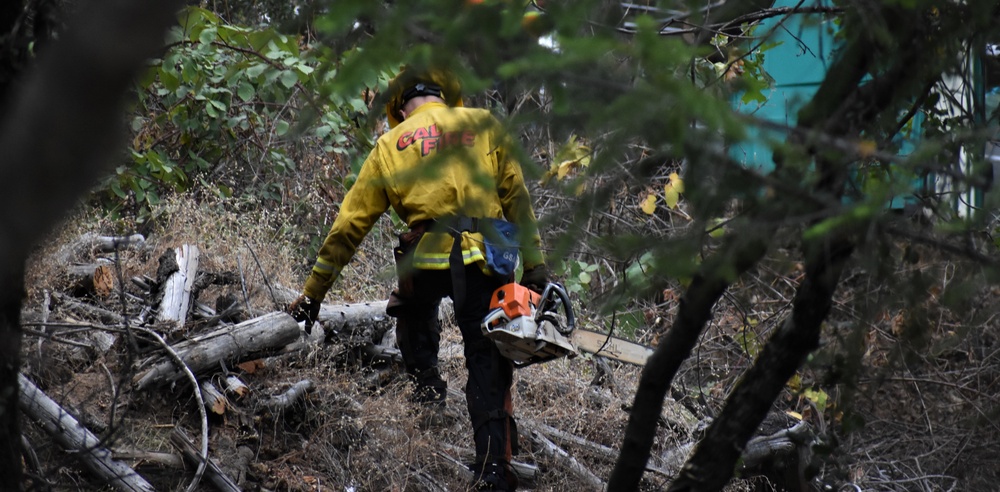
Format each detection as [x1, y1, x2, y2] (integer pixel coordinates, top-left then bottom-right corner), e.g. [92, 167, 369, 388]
[482, 282, 656, 368]
[570, 329, 655, 367]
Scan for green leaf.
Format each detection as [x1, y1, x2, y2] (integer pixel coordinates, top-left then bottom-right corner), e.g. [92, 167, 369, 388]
[802, 204, 876, 241]
[237, 82, 255, 101]
[160, 67, 180, 92]
[111, 181, 127, 199]
[275, 120, 290, 136]
[707, 218, 726, 238]
[245, 63, 268, 79]
[279, 70, 298, 88]
[802, 387, 828, 414]
[198, 27, 217, 45]
[315, 125, 333, 138]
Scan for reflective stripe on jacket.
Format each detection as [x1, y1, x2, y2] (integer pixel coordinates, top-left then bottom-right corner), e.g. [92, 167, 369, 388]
[303, 102, 544, 300]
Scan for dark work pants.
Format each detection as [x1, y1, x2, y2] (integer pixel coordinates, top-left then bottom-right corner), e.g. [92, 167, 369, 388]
[394, 265, 516, 465]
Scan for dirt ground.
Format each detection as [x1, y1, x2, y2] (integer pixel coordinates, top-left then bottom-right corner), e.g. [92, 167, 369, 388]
[17, 198, 1000, 491]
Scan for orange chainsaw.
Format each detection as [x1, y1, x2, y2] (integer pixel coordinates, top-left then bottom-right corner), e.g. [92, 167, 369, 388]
[482, 282, 655, 368]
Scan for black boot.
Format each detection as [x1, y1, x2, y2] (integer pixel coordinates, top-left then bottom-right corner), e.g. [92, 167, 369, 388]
[470, 461, 517, 491]
[410, 367, 447, 407]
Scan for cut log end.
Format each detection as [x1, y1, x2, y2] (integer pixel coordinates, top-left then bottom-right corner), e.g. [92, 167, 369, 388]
[66, 264, 116, 298]
[93, 265, 115, 297]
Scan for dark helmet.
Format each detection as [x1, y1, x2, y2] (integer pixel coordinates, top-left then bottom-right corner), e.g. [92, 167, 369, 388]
[385, 66, 463, 128]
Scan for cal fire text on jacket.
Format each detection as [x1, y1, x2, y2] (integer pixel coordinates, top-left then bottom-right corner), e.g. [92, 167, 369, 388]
[396, 124, 476, 156]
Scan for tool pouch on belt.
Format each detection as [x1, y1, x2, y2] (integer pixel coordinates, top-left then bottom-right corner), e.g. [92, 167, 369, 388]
[436, 217, 520, 278]
[480, 219, 519, 279]
[387, 221, 430, 318]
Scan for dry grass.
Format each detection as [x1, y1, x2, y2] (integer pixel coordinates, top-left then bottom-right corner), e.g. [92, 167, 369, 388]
[18, 188, 1000, 491]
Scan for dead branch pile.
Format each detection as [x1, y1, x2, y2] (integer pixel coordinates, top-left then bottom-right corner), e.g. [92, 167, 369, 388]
[17, 233, 819, 491]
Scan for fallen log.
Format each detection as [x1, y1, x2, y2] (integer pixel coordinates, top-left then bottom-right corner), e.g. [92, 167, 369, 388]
[528, 428, 605, 490]
[54, 233, 147, 265]
[438, 444, 540, 489]
[18, 374, 155, 492]
[133, 312, 300, 390]
[156, 244, 200, 331]
[263, 379, 315, 412]
[738, 419, 817, 490]
[112, 449, 185, 469]
[170, 428, 241, 492]
[274, 285, 455, 352]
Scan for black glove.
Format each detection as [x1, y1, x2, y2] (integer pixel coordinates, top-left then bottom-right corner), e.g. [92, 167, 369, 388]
[288, 294, 321, 334]
[519, 265, 549, 293]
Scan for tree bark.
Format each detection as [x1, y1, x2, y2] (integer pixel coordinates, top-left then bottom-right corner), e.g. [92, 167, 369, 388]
[157, 244, 200, 332]
[66, 263, 116, 297]
[0, 0, 181, 482]
[19, 374, 156, 492]
[200, 381, 228, 415]
[262, 379, 315, 411]
[667, 238, 853, 492]
[663, 3, 953, 490]
[54, 233, 147, 265]
[0, 265, 24, 485]
[607, 234, 770, 490]
[224, 375, 250, 399]
[134, 312, 300, 390]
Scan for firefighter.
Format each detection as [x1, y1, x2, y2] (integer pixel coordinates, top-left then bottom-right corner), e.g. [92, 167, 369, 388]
[288, 66, 548, 490]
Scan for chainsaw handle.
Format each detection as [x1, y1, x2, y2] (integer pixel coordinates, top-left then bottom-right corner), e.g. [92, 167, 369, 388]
[537, 282, 575, 335]
[481, 307, 510, 334]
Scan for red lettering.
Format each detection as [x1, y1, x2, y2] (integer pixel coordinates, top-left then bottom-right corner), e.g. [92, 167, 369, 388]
[399, 126, 476, 154]
[396, 131, 414, 151]
[421, 137, 440, 155]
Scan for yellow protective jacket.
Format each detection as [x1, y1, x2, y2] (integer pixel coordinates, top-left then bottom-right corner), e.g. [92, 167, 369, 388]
[303, 102, 544, 301]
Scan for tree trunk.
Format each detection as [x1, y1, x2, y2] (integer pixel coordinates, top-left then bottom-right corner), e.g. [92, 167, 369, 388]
[667, 240, 853, 492]
[134, 312, 300, 390]
[200, 381, 228, 415]
[663, 3, 944, 490]
[0, 265, 24, 485]
[607, 234, 770, 490]
[0, 0, 182, 485]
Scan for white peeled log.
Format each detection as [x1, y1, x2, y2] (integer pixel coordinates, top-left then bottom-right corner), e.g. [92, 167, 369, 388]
[224, 375, 250, 399]
[54, 233, 147, 265]
[19, 374, 155, 492]
[200, 381, 228, 415]
[157, 244, 200, 332]
[134, 312, 300, 390]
